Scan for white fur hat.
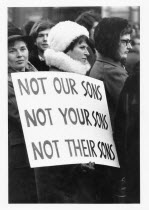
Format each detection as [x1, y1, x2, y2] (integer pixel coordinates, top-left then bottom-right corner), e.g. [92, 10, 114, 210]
[47, 20, 89, 52]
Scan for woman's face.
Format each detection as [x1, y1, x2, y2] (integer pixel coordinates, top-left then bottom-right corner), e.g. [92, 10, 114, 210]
[67, 40, 89, 64]
[8, 40, 29, 71]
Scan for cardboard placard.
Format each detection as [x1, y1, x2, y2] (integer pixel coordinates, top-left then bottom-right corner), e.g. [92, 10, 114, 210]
[11, 72, 120, 168]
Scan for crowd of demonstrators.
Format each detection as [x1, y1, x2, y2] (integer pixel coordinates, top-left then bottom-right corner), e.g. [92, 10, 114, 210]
[75, 10, 100, 41]
[29, 20, 55, 71]
[75, 10, 101, 72]
[8, 13, 140, 204]
[8, 24, 38, 203]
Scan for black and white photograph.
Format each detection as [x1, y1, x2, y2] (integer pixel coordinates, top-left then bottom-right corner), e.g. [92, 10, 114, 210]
[0, 0, 147, 209]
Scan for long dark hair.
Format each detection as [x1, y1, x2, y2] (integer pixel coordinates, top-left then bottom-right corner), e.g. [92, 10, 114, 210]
[94, 17, 132, 61]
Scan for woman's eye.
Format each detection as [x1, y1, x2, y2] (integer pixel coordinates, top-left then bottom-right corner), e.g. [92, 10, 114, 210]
[38, 34, 43, 38]
[80, 46, 85, 49]
[9, 49, 15, 53]
[21, 47, 26, 51]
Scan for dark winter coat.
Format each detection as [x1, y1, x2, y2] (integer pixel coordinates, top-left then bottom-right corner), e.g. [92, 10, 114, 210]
[89, 52, 128, 129]
[8, 62, 38, 203]
[29, 49, 50, 71]
[114, 62, 140, 203]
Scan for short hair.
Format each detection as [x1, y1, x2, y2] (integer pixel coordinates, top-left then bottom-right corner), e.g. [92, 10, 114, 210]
[64, 35, 91, 53]
[94, 17, 132, 61]
[29, 19, 54, 41]
[75, 10, 101, 32]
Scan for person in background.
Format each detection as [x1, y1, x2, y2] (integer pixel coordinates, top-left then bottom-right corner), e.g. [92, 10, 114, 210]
[89, 17, 132, 130]
[114, 61, 140, 203]
[34, 21, 96, 203]
[8, 24, 38, 203]
[22, 20, 35, 36]
[75, 10, 100, 41]
[75, 10, 101, 71]
[22, 20, 35, 52]
[126, 35, 140, 75]
[29, 19, 54, 71]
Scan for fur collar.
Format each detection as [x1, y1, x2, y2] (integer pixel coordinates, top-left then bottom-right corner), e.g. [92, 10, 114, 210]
[44, 49, 90, 75]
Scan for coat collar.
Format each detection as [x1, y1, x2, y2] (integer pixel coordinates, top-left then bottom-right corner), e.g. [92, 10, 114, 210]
[44, 49, 90, 75]
[8, 61, 37, 82]
[8, 61, 37, 74]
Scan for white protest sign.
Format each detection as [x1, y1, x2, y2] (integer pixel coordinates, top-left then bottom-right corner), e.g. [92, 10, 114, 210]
[11, 72, 120, 168]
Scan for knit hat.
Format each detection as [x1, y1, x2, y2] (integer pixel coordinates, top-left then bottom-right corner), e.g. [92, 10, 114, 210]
[47, 20, 89, 52]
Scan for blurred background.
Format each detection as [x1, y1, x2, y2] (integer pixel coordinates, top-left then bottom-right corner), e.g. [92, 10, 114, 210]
[8, 6, 140, 32]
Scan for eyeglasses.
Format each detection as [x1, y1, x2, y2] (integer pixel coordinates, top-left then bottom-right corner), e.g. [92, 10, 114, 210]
[120, 39, 132, 46]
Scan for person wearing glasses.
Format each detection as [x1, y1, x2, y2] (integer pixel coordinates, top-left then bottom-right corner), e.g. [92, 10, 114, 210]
[126, 35, 140, 75]
[89, 17, 132, 130]
[89, 17, 132, 203]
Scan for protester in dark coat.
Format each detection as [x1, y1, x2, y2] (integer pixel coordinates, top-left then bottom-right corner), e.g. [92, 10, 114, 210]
[34, 21, 96, 203]
[114, 61, 140, 203]
[89, 17, 132, 130]
[29, 20, 54, 71]
[89, 17, 133, 203]
[8, 25, 38, 203]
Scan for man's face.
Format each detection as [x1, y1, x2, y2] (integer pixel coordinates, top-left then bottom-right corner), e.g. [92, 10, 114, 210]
[118, 34, 132, 60]
[35, 29, 51, 52]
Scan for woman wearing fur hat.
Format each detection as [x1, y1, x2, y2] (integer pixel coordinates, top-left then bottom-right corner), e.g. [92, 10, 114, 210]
[8, 24, 38, 203]
[34, 21, 96, 203]
[44, 20, 91, 75]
